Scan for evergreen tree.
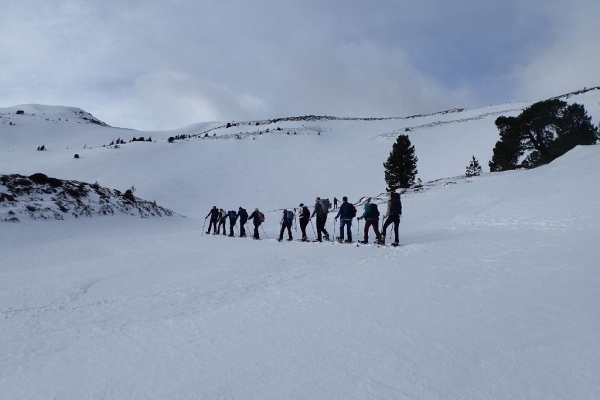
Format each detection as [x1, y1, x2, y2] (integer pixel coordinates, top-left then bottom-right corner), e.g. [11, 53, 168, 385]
[383, 134, 418, 191]
[465, 156, 482, 177]
[489, 99, 598, 171]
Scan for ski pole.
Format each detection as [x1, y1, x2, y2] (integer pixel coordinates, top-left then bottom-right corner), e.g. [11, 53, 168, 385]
[201, 218, 207, 236]
[310, 219, 317, 238]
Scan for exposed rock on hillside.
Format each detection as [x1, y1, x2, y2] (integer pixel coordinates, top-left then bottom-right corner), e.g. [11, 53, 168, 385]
[0, 173, 178, 222]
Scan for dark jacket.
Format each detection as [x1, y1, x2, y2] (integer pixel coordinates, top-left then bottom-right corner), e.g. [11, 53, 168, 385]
[311, 202, 323, 218]
[248, 210, 262, 226]
[239, 208, 248, 224]
[206, 208, 219, 220]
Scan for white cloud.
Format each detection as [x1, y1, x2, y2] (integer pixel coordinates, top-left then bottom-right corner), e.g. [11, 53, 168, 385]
[1, 0, 598, 129]
[510, 0, 600, 100]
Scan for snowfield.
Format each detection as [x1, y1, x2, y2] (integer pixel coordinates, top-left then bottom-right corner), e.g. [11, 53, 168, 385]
[1, 89, 600, 399]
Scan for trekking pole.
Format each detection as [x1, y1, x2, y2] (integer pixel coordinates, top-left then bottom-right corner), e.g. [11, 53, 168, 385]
[201, 218, 207, 236]
[333, 219, 337, 243]
[261, 224, 270, 240]
[310, 219, 317, 238]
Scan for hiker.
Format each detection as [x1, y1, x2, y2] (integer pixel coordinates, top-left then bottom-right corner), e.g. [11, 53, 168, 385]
[228, 210, 238, 236]
[297, 203, 311, 241]
[381, 191, 402, 246]
[310, 197, 330, 242]
[217, 208, 227, 235]
[278, 209, 294, 241]
[357, 198, 382, 244]
[205, 206, 219, 234]
[238, 207, 248, 237]
[248, 208, 264, 239]
[334, 196, 356, 243]
[333, 197, 339, 209]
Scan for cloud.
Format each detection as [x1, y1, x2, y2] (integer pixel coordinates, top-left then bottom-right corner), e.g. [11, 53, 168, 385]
[510, 0, 600, 100]
[1, 1, 598, 130]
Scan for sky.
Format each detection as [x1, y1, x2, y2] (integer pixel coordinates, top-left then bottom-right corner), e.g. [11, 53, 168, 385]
[1, 0, 599, 131]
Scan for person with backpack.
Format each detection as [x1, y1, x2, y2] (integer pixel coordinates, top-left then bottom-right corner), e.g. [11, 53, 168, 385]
[238, 207, 249, 237]
[227, 210, 238, 237]
[297, 203, 311, 241]
[333, 197, 339, 209]
[357, 198, 382, 244]
[334, 196, 356, 243]
[248, 208, 264, 239]
[278, 209, 294, 242]
[216, 208, 227, 235]
[310, 197, 330, 242]
[205, 206, 220, 234]
[381, 192, 402, 246]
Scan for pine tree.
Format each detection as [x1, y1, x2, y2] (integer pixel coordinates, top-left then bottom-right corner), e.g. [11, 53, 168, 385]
[383, 134, 418, 191]
[489, 99, 598, 171]
[465, 156, 482, 177]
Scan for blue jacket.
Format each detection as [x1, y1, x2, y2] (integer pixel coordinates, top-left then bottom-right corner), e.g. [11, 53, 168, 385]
[335, 202, 352, 220]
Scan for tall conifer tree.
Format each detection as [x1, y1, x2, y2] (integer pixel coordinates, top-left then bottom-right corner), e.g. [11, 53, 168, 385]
[383, 134, 418, 191]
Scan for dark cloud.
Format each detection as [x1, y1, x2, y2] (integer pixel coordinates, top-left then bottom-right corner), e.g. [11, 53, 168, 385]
[1, 0, 597, 130]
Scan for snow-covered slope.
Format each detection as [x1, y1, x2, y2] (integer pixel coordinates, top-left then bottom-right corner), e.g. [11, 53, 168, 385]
[1, 87, 599, 218]
[1, 87, 599, 399]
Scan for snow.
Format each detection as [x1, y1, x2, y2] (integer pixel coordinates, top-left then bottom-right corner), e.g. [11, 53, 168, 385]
[1, 91, 600, 398]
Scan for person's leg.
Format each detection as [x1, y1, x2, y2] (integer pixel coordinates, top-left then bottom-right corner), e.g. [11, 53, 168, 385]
[279, 223, 285, 240]
[393, 215, 400, 243]
[373, 221, 381, 241]
[339, 221, 344, 240]
[316, 217, 323, 241]
[363, 220, 371, 242]
[254, 225, 259, 239]
[287, 223, 293, 240]
[382, 216, 392, 237]
[300, 220, 307, 239]
[346, 220, 353, 242]
[322, 216, 329, 238]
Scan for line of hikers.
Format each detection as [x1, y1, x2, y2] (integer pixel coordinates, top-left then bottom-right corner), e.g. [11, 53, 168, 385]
[204, 192, 402, 245]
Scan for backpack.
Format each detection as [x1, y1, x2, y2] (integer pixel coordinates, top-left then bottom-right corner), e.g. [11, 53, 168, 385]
[285, 210, 294, 222]
[228, 210, 237, 220]
[389, 193, 402, 215]
[368, 203, 379, 218]
[257, 211, 265, 223]
[321, 198, 331, 215]
[347, 203, 357, 218]
[302, 206, 310, 219]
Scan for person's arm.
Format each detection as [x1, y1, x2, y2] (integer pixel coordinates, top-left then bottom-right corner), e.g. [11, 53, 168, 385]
[335, 203, 344, 219]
